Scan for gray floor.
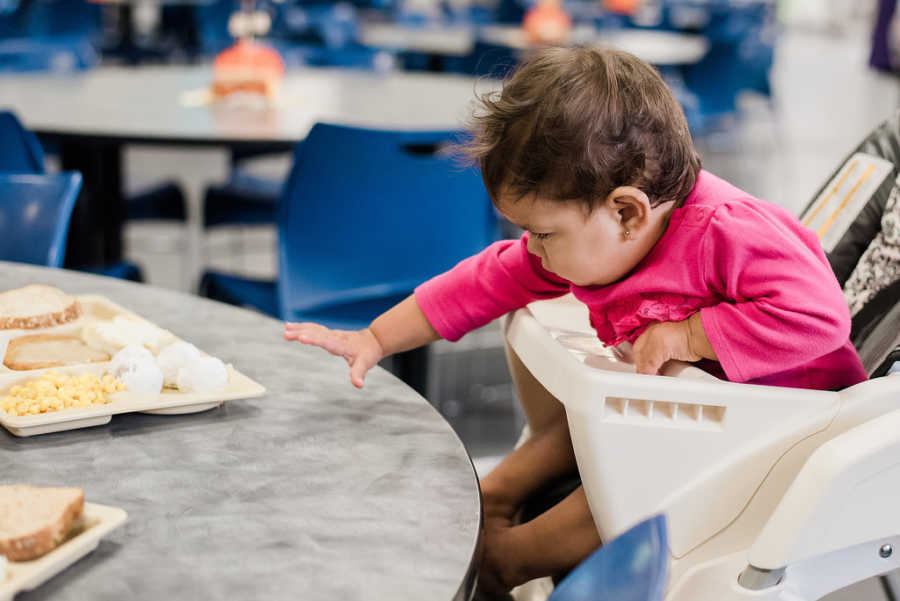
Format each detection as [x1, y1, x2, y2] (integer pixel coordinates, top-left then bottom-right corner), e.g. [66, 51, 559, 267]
[121, 19, 898, 601]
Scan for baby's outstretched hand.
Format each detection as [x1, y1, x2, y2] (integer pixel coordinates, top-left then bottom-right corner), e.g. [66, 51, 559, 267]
[632, 318, 703, 375]
[283, 322, 384, 388]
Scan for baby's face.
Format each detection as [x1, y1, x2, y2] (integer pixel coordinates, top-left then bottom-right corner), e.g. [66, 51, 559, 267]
[496, 192, 648, 287]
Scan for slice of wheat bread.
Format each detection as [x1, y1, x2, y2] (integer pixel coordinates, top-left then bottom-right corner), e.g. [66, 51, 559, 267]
[0, 485, 84, 561]
[3, 334, 111, 371]
[0, 286, 81, 330]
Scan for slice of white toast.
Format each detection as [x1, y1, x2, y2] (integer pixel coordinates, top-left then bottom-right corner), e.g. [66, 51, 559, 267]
[3, 334, 111, 371]
[0, 485, 84, 561]
[0, 286, 81, 330]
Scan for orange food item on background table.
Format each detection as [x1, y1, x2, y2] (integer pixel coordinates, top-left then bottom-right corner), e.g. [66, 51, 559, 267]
[603, 0, 642, 15]
[211, 39, 285, 100]
[523, 0, 572, 45]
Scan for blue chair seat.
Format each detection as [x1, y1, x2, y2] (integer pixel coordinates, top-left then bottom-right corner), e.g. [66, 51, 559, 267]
[81, 261, 145, 283]
[127, 181, 187, 222]
[548, 515, 668, 601]
[199, 271, 279, 318]
[203, 171, 282, 228]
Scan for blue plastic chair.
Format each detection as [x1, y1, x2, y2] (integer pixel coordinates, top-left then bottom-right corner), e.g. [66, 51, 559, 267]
[200, 122, 498, 330]
[0, 110, 44, 173]
[548, 514, 669, 601]
[0, 111, 144, 280]
[0, 172, 81, 267]
[0, 35, 98, 73]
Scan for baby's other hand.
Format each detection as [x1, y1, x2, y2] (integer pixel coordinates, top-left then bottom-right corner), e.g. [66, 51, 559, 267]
[283, 323, 384, 388]
[632, 319, 702, 375]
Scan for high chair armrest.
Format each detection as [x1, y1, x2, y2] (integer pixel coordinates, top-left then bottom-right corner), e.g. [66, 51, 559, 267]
[502, 298, 840, 557]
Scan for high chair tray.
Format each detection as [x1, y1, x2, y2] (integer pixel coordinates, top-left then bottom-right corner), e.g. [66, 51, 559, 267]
[0, 502, 127, 601]
[0, 295, 266, 437]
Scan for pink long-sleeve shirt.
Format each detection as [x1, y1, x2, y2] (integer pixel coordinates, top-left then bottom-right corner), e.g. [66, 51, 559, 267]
[415, 170, 867, 390]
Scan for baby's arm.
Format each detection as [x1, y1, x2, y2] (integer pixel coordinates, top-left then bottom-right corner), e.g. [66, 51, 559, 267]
[283, 295, 439, 388]
[287, 237, 570, 387]
[696, 201, 853, 382]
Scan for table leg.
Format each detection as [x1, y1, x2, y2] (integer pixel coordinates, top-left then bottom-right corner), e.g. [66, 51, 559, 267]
[60, 139, 124, 269]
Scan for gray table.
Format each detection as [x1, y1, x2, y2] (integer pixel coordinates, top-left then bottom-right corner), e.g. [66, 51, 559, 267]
[1, 263, 481, 601]
[0, 66, 495, 145]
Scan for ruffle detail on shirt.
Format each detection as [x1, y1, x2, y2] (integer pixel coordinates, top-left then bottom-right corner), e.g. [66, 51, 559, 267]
[590, 293, 707, 346]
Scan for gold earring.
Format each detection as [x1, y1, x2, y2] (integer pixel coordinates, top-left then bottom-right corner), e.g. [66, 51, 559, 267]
[623, 229, 631, 239]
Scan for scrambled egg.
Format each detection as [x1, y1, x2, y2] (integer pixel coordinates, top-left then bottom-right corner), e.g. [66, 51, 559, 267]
[0, 370, 125, 417]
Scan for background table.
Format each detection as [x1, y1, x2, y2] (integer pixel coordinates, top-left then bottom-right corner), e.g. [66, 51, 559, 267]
[0, 66, 499, 275]
[2, 263, 481, 601]
[358, 22, 709, 66]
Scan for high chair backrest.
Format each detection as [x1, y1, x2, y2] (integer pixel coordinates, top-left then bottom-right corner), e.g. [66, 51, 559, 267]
[276, 122, 497, 327]
[799, 110, 900, 376]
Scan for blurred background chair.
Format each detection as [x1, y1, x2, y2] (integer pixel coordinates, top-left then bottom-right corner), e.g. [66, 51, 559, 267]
[198, 1, 398, 248]
[0, 172, 81, 267]
[200, 122, 498, 392]
[0, 110, 146, 281]
[547, 514, 668, 601]
[0, 110, 44, 172]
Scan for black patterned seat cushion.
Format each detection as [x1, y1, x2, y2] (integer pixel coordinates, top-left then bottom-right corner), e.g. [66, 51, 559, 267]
[800, 110, 900, 375]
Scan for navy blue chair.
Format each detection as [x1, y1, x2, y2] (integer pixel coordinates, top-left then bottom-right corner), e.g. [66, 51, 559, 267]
[0, 172, 81, 267]
[201, 122, 497, 327]
[0, 110, 44, 173]
[200, 123, 498, 391]
[547, 514, 669, 601]
[202, 170, 283, 228]
[0, 110, 144, 280]
[681, 2, 774, 131]
[0, 35, 98, 73]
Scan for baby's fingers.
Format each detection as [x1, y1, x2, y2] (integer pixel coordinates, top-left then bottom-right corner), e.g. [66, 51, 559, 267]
[349, 359, 368, 389]
[283, 323, 352, 357]
[634, 346, 665, 375]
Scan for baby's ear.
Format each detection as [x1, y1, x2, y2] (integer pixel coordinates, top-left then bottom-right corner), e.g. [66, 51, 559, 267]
[605, 186, 652, 228]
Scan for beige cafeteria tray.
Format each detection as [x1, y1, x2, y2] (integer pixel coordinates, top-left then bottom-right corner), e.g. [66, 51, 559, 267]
[0, 295, 266, 437]
[0, 502, 127, 601]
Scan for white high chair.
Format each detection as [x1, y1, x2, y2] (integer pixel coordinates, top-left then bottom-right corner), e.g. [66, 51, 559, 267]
[502, 112, 900, 601]
[504, 296, 898, 600]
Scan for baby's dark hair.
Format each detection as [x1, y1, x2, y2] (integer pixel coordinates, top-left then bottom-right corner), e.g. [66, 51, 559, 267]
[463, 46, 701, 210]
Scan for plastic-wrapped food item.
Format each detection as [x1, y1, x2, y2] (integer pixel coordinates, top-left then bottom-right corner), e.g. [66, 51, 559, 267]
[176, 356, 228, 393]
[157, 341, 202, 388]
[108, 345, 163, 395]
[82, 316, 175, 355]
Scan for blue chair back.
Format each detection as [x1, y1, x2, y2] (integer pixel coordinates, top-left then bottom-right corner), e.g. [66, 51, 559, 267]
[548, 515, 669, 601]
[277, 122, 497, 328]
[0, 172, 81, 267]
[18, 0, 102, 39]
[0, 111, 44, 173]
[0, 35, 97, 73]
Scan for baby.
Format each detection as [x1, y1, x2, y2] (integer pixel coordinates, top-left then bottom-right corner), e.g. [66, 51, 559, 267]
[284, 47, 867, 595]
